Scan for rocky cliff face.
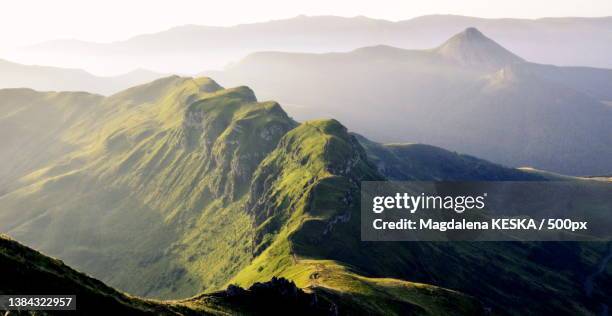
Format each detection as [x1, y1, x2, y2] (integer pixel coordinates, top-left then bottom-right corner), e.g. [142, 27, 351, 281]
[182, 86, 297, 200]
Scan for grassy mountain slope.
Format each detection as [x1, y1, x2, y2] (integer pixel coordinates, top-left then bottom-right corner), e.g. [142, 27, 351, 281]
[0, 234, 345, 315]
[2, 77, 610, 315]
[1, 225, 481, 316]
[223, 116, 610, 315]
[0, 88, 103, 192]
[0, 76, 297, 298]
[0, 234, 196, 315]
[213, 28, 612, 176]
[0, 77, 483, 314]
[228, 120, 483, 315]
[2, 99, 488, 314]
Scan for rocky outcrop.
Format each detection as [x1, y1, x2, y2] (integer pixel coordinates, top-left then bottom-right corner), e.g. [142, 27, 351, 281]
[215, 277, 338, 316]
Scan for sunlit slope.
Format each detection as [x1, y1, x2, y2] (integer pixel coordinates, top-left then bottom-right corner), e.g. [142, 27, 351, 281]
[0, 88, 103, 191]
[0, 79, 485, 315]
[0, 234, 343, 315]
[229, 120, 483, 315]
[0, 76, 297, 298]
[226, 119, 609, 315]
[2, 77, 609, 315]
[3, 232, 480, 315]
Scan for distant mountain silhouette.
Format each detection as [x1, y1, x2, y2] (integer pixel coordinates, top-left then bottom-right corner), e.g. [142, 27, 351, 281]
[434, 27, 524, 68]
[10, 15, 612, 74]
[0, 58, 163, 95]
[212, 28, 612, 175]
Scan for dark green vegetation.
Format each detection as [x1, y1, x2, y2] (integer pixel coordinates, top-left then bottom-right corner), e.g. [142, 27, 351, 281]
[1, 77, 610, 315]
[0, 234, 188, 315]
[213, 28, 612, 176]
[0, 234, 343, 315]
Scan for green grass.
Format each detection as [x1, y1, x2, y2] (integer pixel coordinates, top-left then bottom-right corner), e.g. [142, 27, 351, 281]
[1, 76, 610, 315]
[225, 118, 484, 315]
[0, 77, 296, 298]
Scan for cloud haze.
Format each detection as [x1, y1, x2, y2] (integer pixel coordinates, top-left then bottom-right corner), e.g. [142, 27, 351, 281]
[1, 0, 611, 49]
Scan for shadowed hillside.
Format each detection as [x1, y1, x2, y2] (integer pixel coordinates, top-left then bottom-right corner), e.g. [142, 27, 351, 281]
[0, 235, 344, 315]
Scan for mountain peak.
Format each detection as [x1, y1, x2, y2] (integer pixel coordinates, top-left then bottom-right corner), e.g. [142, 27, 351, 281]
[462, 27, 486, 38]
[434, 27, 524, 68]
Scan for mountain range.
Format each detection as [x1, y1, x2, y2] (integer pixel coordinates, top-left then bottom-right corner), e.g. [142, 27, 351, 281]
[5, 26, 611, 175]
[0, 58, 163, 94]
[1, 76, 610, 315]
[210, 28, 612, 176]
[9, 15, 612, 75]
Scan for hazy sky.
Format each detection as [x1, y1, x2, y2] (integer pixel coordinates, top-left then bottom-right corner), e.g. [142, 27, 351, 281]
[1, 0, 611, 49]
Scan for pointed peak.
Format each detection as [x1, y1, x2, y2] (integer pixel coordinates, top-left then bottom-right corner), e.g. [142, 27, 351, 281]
[462, 27, 486, 39]
[449, 27, 493, 44]
[191, 76, 224, 93]
[435, 27, 524, 68]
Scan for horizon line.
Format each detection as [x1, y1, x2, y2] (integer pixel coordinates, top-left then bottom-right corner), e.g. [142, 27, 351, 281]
[23, 13, 612, 46]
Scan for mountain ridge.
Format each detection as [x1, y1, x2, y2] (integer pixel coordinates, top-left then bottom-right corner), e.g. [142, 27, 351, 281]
[0, 77, 492, 314]
[1, 77, 610, 315]
[10, 14, 612, 75]
[0, 57, 164, 95]
[433, 27, 524, 68]
[213, 28, 612, 176]
[27, 14, 612, 47]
